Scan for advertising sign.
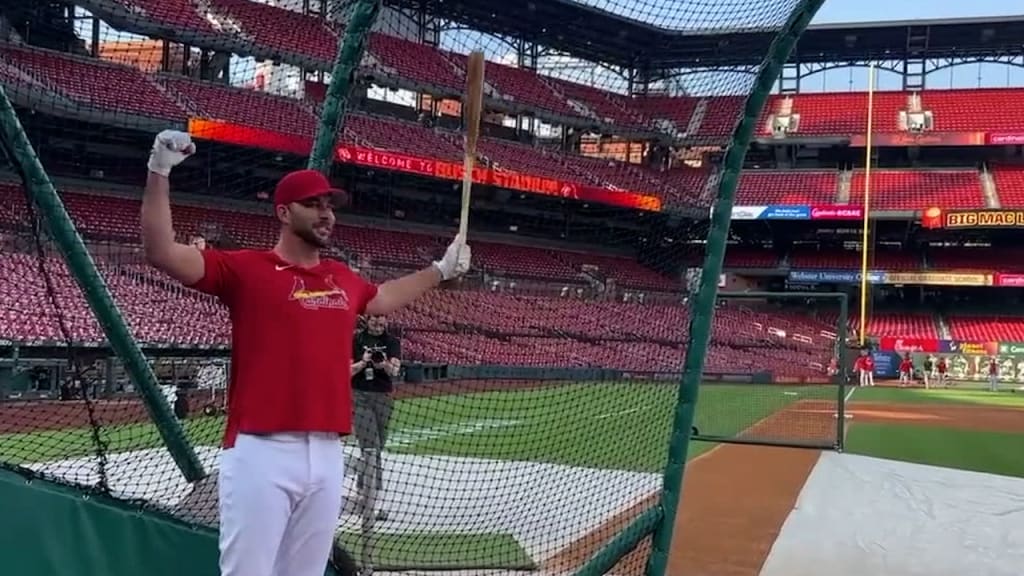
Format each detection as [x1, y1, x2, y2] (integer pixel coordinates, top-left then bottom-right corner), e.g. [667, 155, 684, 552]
[921, 207, 1024, 230]
[878, 337, 941, 353]
[993, 273, 1024, 287]
[730, 205, 811, 220]
[788, 270, 885, 284]
[810, 205, 864, 220]
[998, 342, 1024, 355]
[987, 133, 1024, 146]
[185, 119, 663, 212]
[883, 272, 990, 287]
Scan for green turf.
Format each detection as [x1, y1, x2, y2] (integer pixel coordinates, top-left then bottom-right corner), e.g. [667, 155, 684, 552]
[849, 386, 1024, 408]
[1, 381, 830, 472]
[335, 531, 534, 570]
[0, 418, 222, 466]
[846, 422, 1024, 478]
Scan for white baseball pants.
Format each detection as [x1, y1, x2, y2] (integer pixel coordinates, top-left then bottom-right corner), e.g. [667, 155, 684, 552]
[218, 432, 345, 576]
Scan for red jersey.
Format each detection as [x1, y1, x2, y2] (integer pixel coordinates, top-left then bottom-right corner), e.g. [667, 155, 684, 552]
[937, 359, 947, 373]
[989, 361, 998, 376]
[190, 249, 377, 448]
[899, 359, 913, 373]
[863, 356, 874, 371]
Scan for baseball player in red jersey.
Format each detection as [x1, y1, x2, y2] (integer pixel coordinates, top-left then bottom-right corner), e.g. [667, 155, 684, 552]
[854, 349, 874, 387]
[141, 130, 471, 576]
[937, 356, 948, 386]
[988, 356, 1000, 391]
[898, 354, 913, 387]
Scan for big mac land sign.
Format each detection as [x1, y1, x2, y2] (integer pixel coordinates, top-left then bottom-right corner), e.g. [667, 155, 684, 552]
[921, 207, 1024, 230]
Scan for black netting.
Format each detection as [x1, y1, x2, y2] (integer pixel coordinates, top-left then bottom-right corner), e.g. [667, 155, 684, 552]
[0, 0, 810, 573]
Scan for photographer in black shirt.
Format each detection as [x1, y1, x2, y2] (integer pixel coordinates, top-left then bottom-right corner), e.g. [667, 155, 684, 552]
[351, 314, 401, 522]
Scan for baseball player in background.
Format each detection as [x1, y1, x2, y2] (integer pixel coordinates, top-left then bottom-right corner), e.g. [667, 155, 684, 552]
[140, 130, 471, 576]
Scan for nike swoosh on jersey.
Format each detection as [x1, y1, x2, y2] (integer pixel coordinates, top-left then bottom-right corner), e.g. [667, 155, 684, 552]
[275, 265, 293, 271]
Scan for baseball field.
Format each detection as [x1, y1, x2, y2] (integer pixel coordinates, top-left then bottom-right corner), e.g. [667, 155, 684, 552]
[2, 380, 1024, 575]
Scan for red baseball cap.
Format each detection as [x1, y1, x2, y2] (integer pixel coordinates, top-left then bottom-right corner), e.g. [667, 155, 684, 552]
[273, 169, 344, 206]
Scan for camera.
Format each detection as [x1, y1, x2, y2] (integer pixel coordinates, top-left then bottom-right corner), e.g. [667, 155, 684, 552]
[370, 350, 386, 363]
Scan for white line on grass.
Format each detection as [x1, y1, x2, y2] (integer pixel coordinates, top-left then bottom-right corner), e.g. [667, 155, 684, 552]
[844, 386, 857, 404]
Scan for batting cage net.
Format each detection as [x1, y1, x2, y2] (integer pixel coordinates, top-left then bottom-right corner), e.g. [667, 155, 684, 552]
[0, 0, 820, 574]
[692, 291, 850, 450]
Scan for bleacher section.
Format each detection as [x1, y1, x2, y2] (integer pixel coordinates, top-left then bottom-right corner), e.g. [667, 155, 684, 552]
[4, 11, 1023, 211]
[929, 247, 1024, 272]
[788, 247, 921, 271]
[735, 170, 837, 205]
[992, 165, 1024, 208]
[849, 169, 984, 210]
[947, 316, 1024, 342]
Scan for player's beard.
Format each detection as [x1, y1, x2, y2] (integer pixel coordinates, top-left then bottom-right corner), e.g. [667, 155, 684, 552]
[295, 222, 331, 249]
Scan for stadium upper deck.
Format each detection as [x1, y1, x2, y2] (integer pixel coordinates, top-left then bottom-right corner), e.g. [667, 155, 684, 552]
[5, 2, 1024, 217]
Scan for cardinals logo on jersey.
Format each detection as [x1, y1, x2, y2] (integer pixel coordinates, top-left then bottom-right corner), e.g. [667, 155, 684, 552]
[289, 275, 350, 310]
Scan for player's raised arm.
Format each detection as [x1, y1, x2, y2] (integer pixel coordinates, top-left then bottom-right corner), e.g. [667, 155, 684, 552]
[141, 130, 205, 285]
[364, 234, 471, 315]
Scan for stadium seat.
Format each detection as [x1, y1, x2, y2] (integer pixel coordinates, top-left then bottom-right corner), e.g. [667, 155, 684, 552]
[366, 33, 464, 92]
[992, 164, 1024, 208]
[206, 0, 340, 63]
[736, 170, 838, 205]
[111, 0, 219, 34]
[780, 91, 905, 135]
[848, 169, 983, 210]
[918, 89, 1024, 132]
[158, 75, 319, 135]
[928, 247, 1024, 272]
[0, 44, 184, 120]
[788, 247, 920, 271]
[947, 315, 1024, 342]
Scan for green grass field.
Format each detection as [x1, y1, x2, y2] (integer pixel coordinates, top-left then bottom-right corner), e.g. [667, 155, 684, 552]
[0, 380, 838, 569]
[846, 386, 1024, 478]
[0, 381, 840, 472]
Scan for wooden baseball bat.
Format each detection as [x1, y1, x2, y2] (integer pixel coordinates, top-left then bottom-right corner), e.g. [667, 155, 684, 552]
[459, 51, 485, 239]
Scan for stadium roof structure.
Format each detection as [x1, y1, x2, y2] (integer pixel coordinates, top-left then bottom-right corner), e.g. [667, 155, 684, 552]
[387, 1, 1024, 70]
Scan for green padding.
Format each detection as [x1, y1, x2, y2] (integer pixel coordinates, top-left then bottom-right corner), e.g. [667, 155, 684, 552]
[0, 468, 219, 576]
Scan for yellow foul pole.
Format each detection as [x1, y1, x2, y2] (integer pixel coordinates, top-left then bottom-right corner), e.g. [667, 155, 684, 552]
[858, 64, 876, 346]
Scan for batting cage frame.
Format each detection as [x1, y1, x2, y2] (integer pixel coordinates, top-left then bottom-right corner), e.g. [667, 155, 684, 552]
[690, 291, 850, 451]
[0, 0, 827, 575]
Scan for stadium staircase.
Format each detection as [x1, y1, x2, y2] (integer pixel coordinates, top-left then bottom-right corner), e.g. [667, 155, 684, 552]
[979, 165, 1000, 208]
[936, 314, 953, 340]
[836, 169, 853, 203]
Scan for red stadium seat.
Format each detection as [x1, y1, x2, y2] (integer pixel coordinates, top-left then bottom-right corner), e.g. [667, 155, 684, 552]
[993, 165, 1024, 208]
[736, 170, 838, 205]
[1, 44, 184, 120]
[849, 169, 983, 210]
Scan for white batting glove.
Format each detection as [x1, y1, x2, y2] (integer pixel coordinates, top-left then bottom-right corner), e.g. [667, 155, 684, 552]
[433, 234, 471, 280]
[147, 129, 195, 177]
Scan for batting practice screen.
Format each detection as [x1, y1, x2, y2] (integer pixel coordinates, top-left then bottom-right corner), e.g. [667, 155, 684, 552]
[0, 0, 822, 575]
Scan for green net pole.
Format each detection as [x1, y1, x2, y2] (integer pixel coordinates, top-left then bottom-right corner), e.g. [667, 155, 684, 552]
[643, 3, 826, 575]
[571, 506, 661, 576]
[0, 83, 206, 483]
[308, 0, 383, 173]
[836, 293, 849, 450]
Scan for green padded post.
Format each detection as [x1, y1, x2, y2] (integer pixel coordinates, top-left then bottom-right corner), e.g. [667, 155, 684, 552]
[0, 83, 205, 483]
[644, 2, 827, 575]
[308, 0, 382, 173]
[836, 292, 849, 450]
[571, 506, 661, 576]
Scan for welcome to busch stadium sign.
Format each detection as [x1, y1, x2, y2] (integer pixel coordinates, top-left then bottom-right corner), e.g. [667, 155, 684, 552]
[921, 207, 1024, 229]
